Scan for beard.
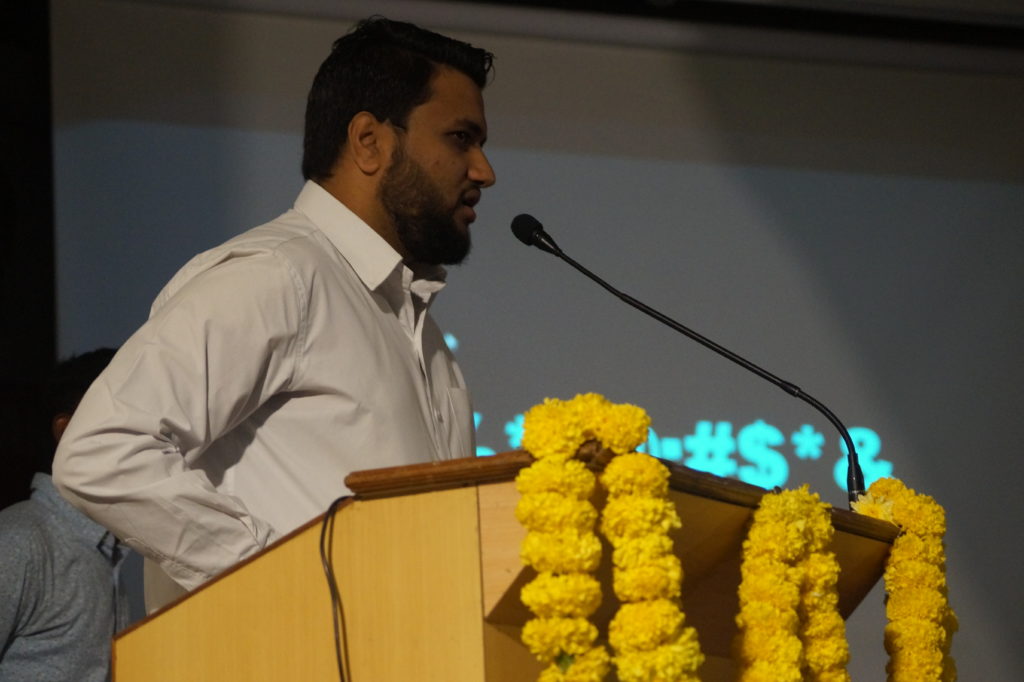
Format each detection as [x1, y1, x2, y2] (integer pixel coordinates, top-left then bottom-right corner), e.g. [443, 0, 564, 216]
[379, 145, 471, 266]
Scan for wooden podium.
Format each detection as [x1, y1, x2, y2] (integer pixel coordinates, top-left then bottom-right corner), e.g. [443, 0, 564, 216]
[112, 451, 896, 681]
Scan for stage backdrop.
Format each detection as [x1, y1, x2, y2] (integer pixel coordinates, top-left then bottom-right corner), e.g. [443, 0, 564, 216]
[51, 1, 1024, 679]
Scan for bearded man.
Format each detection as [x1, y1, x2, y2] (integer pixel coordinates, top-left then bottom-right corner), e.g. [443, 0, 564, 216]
[53, 17, 496, 609]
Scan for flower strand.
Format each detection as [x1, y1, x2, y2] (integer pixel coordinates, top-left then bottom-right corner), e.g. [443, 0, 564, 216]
[735, 486, 850, 682]
[517, 394, 701, 682]
[853, 478, 957, 681]
[602, 452, 703, 681]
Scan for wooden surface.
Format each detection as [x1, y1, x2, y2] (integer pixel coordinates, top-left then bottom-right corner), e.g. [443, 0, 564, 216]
[114, 512, 338, 680]
[344, 449, 534, 498]
[352, 450, 897, 672]
[347, 449, 898, 544]
[114, 488, 495, 681]
[114, 451, 896, 681]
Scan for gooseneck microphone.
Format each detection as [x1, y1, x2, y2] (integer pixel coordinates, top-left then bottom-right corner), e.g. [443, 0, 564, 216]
[510, 213, 866, 506]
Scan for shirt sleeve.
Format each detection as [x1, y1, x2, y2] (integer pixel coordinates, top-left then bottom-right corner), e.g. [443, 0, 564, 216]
[53, 252, 305, 591]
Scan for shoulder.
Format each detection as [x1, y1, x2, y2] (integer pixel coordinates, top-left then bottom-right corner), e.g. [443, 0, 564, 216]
[0, 500, 49, 537]
[152, 210, 334, 314]
[0, 501, 51, 575]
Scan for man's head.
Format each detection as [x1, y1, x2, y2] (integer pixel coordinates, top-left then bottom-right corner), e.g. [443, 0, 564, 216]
[304, 17, 496, 266]
[46, 348, 117, 462]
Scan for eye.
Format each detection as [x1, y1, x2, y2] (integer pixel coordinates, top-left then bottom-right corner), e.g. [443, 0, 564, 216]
[449, 130, 473, 148]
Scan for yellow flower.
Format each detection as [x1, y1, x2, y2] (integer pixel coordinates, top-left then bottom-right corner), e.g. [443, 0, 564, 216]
[517, 458, 597, 499]
[738, 559, 801, 613]
[516, 492, 598, 534]
[593, 403, 651, 455]
[861, 477, 956, 681]
[734, 624, 803, 667]
[801, 552, 841, 592]
[538, 646, 611, 682]
[867, 477, 912, 503]
[864, 477, 946, 536]
[736, 486, 848, 682]
[884, 617, 947, 652]
[736, 599, 801, 636]
[522, 616, 600, 663]
[521, 573, 603, 619]
[800, 587, 840, 616]
[892, 494, 946, 537]
[612, 554, 682, 602]
[600, 452, 669, 497]
[851, 491, 894, 523]
[611, 534, 675, 569]
[886, 587, 949, 623]
[742, 486, 833, 562]
[885, 642, 944, 681]
[884, 557, 946, 593]
[600, 496, 680, 543]
[888, 533, 946, 566]
[613, 628, 704, 682]
[521, 530, 603, 574]
[522, 397, 588, 461]
[801, 612, 850, 673]
[608, 599, 685, 653]
[517, 393, 698, 682]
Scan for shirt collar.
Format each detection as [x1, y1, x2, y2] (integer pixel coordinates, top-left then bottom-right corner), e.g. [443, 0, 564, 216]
[30, 472, 122, 563]
[293, 181, 448, 297]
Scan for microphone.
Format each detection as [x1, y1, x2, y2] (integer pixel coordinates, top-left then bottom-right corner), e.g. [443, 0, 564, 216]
[510, 213, 866, 506]
[511, 214, 562, 256]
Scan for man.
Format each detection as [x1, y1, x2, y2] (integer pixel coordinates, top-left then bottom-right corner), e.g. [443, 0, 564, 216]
[53, 18, 496, 603]
[0, 349, 129, 681]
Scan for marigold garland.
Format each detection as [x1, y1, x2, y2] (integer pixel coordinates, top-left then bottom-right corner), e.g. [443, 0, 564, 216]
[852, 478, 957, 681]
[735, 485, 850, 682]
[601, 453, 703, 682]
[516, 395, 614, 682]
[516, 396, 958, 682]
[516, 394, 703, 682]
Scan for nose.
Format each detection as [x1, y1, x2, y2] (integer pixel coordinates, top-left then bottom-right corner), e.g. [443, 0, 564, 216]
[469, 148, 496, 188]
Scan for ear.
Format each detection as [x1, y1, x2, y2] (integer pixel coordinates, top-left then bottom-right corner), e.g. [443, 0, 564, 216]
[52, 413, 72, 444]
[345, 111, 394, 175]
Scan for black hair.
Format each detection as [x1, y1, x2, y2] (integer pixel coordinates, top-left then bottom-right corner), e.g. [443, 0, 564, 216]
[301, 16, 494, 182]
[49, 347, 117, 418]
[27, 347, 116, 475]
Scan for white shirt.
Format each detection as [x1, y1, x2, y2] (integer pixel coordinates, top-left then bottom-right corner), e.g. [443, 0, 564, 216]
[53, 181, 475, 591]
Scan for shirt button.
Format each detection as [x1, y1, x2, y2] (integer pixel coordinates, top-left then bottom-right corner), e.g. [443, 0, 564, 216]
[434, 408, 444, 423]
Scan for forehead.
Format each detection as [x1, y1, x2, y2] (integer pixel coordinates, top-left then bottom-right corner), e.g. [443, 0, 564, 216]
[407, 66, 487, 133]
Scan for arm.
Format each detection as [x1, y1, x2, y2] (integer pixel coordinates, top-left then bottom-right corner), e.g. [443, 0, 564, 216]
[53, 253, 305, 590]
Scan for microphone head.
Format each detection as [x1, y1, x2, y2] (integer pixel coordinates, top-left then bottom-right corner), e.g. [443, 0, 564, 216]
[511, 213, 562, 255]
[511, 213, 543, 246]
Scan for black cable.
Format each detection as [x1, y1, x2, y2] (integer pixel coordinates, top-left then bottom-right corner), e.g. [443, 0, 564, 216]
[319, 495, 352, 682]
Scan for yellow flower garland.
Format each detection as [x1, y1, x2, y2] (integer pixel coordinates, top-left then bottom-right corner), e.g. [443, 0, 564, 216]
[516, 395, 614, 682]
[516, 394, 703, 682]
[516, 396, 957, 682]
[852, 478, 957, 681]
[735, 486, 850, 682]
[602, 453, 703, 682]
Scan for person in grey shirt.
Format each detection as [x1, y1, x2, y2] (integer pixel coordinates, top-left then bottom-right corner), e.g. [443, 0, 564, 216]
[0, 349, 129, 682]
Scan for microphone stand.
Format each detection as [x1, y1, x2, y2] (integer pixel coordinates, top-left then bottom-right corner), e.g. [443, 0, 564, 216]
[513, 215, 866, 506]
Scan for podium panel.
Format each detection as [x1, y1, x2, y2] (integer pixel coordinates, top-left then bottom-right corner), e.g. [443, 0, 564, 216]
[113, 452, 896, 681]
